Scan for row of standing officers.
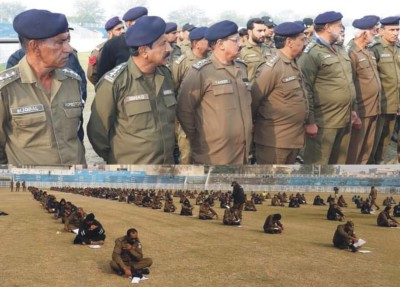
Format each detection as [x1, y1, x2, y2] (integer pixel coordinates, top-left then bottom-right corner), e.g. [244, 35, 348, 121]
[0, 8, 399, 166]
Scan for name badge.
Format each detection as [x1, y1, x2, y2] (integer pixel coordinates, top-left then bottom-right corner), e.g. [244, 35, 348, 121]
[124, 94, 149, 104]
[358, 58, 367, 62]
[64, 101, 82, 108]
[11, 104, 44, 115]
[282, 76, 297, 83]
[163, 89, 174, 96]
[380, 53, 391, 58]
[214, 79, 231, 85]
[322, 54, 332, 59]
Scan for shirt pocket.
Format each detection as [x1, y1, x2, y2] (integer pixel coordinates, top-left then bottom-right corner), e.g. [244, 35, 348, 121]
[124, 100, 154, 134]
[163, 95, 177, 123]
[63, 107, 82, 141]
[212, 84, 236, 110]
[12, 112, 50, 147]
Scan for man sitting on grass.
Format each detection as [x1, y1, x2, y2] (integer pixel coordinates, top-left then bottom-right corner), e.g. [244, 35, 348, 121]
[73, 213, 106, 245]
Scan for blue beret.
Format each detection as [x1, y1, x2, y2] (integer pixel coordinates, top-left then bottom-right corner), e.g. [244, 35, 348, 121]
[123, 6, 148, 21]
[105, 16, 122, 31]
[165, 22, 177, 34]
[380, 16, 400, 26]
[189, 27, 208, 41]
[274, 22, 305, 36]
[205, 20, 238, 41]
[303, 18, 314, 27]
[262, 16, 276, 27]
[125, 16, 166, 47]
[314, 11, 343, 25]
[294, 21, 306, 28]
[13, 9, 69, 40]
[182, 23, 196, 32]
[352, 15, 380, 30]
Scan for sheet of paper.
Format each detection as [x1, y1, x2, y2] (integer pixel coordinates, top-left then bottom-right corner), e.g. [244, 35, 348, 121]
[131, 277, 140, 284]
[88, 245, 102, 249]
[354, 239, 366, 248]
[72, 228, 79, 234]
[358, 250, 372, 253]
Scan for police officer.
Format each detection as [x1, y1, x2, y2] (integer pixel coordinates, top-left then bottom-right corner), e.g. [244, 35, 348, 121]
[87, 16, 124, 85]
[178, 23, 196, 54]
[165, 22, 182, 68]
[252, 22, 308, 164]
[261, 16, 276, 49]
[177, 20, 253, 165]
[303, 18, 314, 41]
[0, 9, 86, 165]
[346, 16, 381, 164]
[110, 228, 153, 277]
[240, 18, 270, 82]
[172, 27, 209, 164]
[299, 11, 360, 164]
[96, 7, 148, 80]
[368, 16, 400, 164]
[88, 16, 175, 164]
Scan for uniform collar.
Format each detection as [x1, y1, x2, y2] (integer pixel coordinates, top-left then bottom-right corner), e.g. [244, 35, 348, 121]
[19, 56, 66, 84]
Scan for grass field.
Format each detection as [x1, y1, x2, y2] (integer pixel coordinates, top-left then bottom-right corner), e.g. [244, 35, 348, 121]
[1, 188, 399, 287]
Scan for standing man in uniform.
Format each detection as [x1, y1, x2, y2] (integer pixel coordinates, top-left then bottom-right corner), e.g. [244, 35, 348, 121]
[87, 16, 124, 85]
[261, 16, 276, 49]
[10, 178, 13, 192]
[177, 20, 253, 165]
[346, 16, 381, 164]
[110, 228, 153, 277]
[369, 185, 380, 210]
[165, 22, 182, 68]
[88, 16, 175, 164]
[299, 11, 360, 164]
[231, 181, 246, 220]
[172, 26, 209, 164]
[240, 18, 269, 83]
[0, 9, 86, 165]
[97, 7, 148, 80]
[178, 23, 196, 54]
[252, 22, 308, 164]
[369, 16, 400, 164]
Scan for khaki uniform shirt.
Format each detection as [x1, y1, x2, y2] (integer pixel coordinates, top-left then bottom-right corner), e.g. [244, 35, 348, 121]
[369, 37, 400, 114]
[177, 54, 253, 165]
[172, 49, 204, 91]
[240, 40, 273, 82]
[87, 58, 176, 164]
[178, 39, 191, 54]
[299, 40, 356, 128]
[112, 236, 144, 270]
[251, 50, 308, 148]
[347, 40, 381, 118]
[167, 43, 182, 69]
[87, 41, 106, 85]
[0, 57, 86, 165]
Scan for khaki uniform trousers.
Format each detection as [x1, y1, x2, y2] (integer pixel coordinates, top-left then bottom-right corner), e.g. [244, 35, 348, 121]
[304, 126, 351, 164]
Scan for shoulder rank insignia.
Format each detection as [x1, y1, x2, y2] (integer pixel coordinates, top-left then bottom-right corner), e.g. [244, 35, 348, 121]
[367, 40, 379, 48]
[0, 68, 20, 89]
[192, 59, 211, 70]
[265, 55, 280, 67]
[234, 58, 247, 67]
[104, 62, 128, 83]
[174, 54, 186, 65]
[60, 68, 81, 81]
[303, 42, 316, 53]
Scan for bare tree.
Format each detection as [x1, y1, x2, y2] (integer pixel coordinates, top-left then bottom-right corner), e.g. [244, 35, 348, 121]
[167, 6, 210, 26]
[70, 0, 105, 26]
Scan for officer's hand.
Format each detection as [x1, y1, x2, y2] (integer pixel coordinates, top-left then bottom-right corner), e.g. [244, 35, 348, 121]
[124, 243, 132, 250]
[305, 124, 318, 138]
[124, 267, 132, 277]
[89, 225, 97, 230]
[351, 111, 362, 130]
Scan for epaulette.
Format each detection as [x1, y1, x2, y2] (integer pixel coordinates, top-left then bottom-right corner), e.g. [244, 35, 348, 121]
[174, 54, 186, 65]
[0, 67, 20, 89]
[265, 54, 280, 68]
[192, 59, 211, 70]
[303, 42, 316, 54]
[104, 62, 128, 83]
[60, 68, 81, 81]
[234, 58, 247, 67]
[367, 40, 379, 48]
